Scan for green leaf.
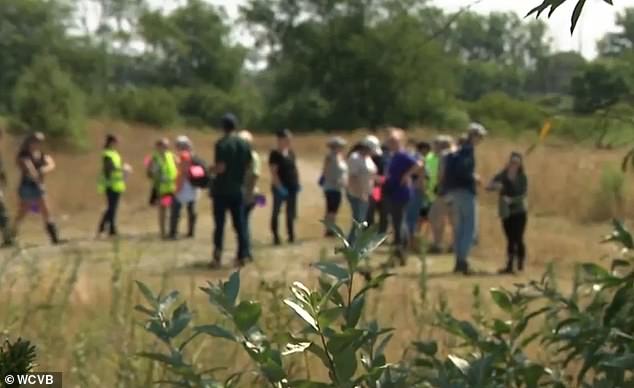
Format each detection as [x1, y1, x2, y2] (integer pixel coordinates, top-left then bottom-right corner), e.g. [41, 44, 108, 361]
[570, 0, 586, 34]
[492, 319, 511, 335]
[168, 303, 192, 338]
[282, 341, 312, 356]
[458, 320, 479, 342]
[522, 363, 545, 388]
[260, 357, 287, 383]
[327, 329, 365, 354]
[581, 263, 610, 279]
[224, 271, 240, 307]
[321, 220, 350, 248]
[138, 352, 178, 366]
[134, 304, 155, 316]
[313, 262, 350, 281]
[318, 307, 343, 329]
[288, 381, 331, 388]
[601, 354, 634, 369]
[319, 277, 345, 306]
[346, 295, 365, 328]
[194, 324, 237, 342]
[356, 273, 395, 298]
[136, 281, 157, 307]
[285, 299, 318, 331]
[448, 354, 470, 375]
[413, 340, 437, 356]
[233, 300, 262, 332]
[290, 282, 312, 305]
[159, 290, 180, 314]
[333, 348, 357, 381]
[603, 283, 630, 325]
[490, 288, 513, 312]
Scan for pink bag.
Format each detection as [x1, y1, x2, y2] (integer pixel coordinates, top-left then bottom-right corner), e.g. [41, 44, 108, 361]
[160, 195, 173, 208]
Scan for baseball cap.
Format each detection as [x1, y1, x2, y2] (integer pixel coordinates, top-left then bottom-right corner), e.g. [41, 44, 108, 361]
[327, 136, 347, 148]
[468, 122, 488, 137]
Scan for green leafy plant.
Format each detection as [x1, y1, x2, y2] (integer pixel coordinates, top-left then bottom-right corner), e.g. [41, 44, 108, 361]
[0, 337, 37, 378]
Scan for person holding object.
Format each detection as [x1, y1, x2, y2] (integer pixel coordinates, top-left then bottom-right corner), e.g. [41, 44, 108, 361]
[0, 128, 12, 247]
[321, 136, 348, 237]
[97, 134, 130, 238]
[486, 152, 528, 274]
[238, 129, 261, 253]
[445, 123, 487, 275]
[269, 129, 300, 245]
[12, 132, 62, 245]
[210, 114, 252, 268]
[169, 136, 200, 239]
[382, 128, 424, 264]
[346, 136, 377, 244]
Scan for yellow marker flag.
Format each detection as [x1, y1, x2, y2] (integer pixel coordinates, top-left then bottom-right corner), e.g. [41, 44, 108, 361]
[539, 120, 552, 143]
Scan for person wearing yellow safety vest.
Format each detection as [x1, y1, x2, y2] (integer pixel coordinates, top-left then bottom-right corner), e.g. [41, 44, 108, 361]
[97, 134, 129, 238]
[151, 138, 178, 239]
[428, 135, 455, 254]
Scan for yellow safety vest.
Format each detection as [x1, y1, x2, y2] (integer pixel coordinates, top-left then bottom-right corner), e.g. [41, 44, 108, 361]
[425, 152, 439, 201]
[99, 149, 126, 193]
[158, 151, 177, 195]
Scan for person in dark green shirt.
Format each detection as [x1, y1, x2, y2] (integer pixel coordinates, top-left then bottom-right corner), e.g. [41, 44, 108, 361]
[210, 113, 253, 268]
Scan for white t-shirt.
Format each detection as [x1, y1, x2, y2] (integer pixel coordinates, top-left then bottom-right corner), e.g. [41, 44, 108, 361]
[346, 152, 377, 200]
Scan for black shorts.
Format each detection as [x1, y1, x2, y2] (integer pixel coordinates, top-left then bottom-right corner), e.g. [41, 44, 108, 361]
[324, 190, 342, 213]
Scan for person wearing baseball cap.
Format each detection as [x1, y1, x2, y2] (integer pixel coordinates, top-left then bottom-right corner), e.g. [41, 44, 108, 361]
[321, 136, 348, 236]
[445, 122, 487, 275]
[346, 136, 378, 243]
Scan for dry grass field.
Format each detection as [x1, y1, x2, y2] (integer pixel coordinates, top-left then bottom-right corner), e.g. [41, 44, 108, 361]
[0, 120, 632, 386]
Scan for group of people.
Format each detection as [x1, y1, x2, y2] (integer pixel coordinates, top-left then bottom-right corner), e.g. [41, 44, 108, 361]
[0, 116, 528, 274]
[320, 124, 529, 274]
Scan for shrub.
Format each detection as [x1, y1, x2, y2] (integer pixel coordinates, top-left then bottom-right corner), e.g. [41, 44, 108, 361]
[11, 55, 86, 146]
[466, 92, 545, 136]
[177, 86, 263, 129]
[113, 87, 178, 128]
[435, 106, 470, 131]
[136, 221, 634, 387]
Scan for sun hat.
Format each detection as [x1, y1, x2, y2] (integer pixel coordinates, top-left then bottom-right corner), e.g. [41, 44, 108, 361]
[327, 136, 347, 148]
[361, 135, 383, 156]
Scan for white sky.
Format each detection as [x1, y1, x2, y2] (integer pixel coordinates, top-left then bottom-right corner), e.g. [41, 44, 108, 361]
[149, 0, 632, 58]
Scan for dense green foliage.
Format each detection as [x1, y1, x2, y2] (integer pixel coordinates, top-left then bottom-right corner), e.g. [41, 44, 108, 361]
[0, 0, 632, 140]
[10, 55, 86, 146]
[136, 221, 634, 387]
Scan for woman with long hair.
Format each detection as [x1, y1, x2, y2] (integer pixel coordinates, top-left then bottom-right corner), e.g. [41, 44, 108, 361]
[320, 137, 347, 236]
[13, 132, 61, 244]
[487, 152, 529, 274]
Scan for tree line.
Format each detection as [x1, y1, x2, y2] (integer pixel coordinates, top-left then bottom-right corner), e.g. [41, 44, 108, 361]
[2, 0, 633, 145]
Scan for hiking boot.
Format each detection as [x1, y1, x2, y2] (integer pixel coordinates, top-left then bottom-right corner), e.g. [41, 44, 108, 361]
[498, 267, 514, 275]
[46, 222, 60, 245]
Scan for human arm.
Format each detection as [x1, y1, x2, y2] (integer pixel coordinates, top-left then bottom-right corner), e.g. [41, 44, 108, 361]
[41, 154, 55, 174]
[400, 158, 424, 186]
[103, 156, 114, 180]
[486, 173, 504, 192]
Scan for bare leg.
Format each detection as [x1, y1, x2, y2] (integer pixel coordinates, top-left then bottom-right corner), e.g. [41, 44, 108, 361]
[12, 201, 29, 239]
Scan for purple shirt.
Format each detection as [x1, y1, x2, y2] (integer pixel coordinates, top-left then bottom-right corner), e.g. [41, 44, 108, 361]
[384, 151, 417, 203]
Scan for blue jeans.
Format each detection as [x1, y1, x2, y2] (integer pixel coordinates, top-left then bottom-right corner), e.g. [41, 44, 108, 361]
[347, 194, 369, 244]
[450, 189, 477, 270]
[271, 187, 298, 242]
[213, 193, 250, 260]
[406, 188, 425, 237]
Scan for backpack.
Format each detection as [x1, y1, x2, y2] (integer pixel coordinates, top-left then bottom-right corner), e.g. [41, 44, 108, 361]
[443, 148, 474, 191]
[188, 156, 210, 188]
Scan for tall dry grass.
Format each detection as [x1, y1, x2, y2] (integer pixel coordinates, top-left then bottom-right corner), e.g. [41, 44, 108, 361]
[0, 120, 631, 386]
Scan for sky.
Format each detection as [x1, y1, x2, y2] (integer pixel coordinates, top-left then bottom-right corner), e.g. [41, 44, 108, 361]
[194, 0, 634, 59]
[140, 0, 634, 58]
